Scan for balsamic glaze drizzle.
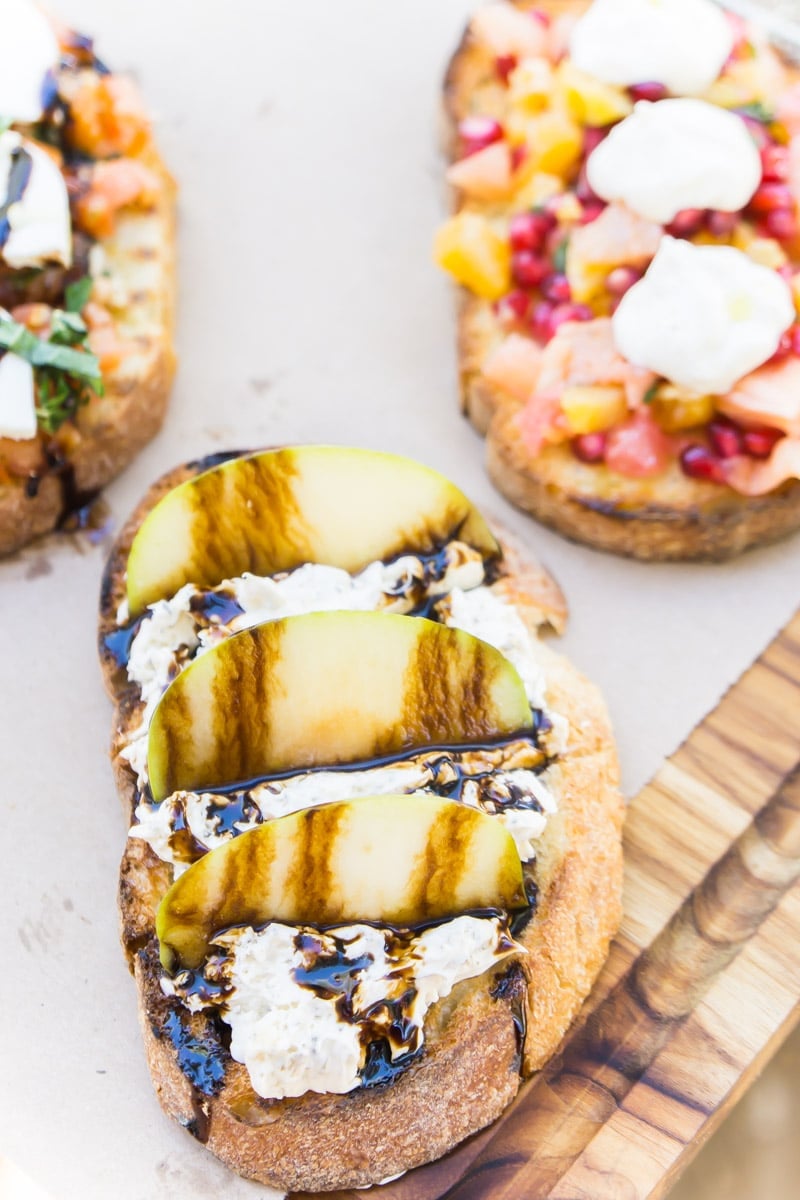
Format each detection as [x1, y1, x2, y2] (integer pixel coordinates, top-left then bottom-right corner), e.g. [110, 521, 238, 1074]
[0, 147, 33, 249]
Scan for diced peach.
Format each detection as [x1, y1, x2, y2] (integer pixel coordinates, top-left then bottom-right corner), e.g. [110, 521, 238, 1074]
[717, 358, 800, 436]
[566, 202, 662, 304]
[560, 384, 628, 434]
[446, 142, 514, 202]
[516, 393, 564, 455]
[744, 237, 787, 270]
[434, 213, 511, 300]
[482, 334, 542, 400]
[724, 436, 800, 495]
[471, 5, 549, 58]
[66, 73, 151, 159]
[535, 317, 656, 408]
[509, 170, 562, 213]
[555, 61, 632, 127]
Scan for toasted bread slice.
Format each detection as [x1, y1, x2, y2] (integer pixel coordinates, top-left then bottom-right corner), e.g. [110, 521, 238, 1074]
[98, 452, 623, 1193]
[0, 56, 176, 556]
[441, 0, 800, 560]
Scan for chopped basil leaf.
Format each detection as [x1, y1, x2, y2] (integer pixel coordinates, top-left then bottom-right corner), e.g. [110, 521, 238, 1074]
[0, 314, 101, 382]
[65, 275, 93, 314]
[642, 381, 661, 405]
[0, 308, 104, 435]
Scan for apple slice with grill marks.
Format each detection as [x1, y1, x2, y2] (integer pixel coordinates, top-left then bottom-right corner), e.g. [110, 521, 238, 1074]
[146, 610, 532, 802]
[156, 794, 527, 970]
[125, 445, 500, 616]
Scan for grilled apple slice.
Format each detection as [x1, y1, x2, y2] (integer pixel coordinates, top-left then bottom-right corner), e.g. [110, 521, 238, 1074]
[126, 445, 500, 615]
[147, 611, 531, 801]
[156, 794, 527, 970]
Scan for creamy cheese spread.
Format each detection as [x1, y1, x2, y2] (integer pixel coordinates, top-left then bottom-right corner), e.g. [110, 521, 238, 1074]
[131, 739, 558, 871]
[0, 350, 36, 439]
[164, 916, 517, 1101]
[0, 131, 71, 269]
[586, 100, 761, 224]
[568, 0, 734, 96]
[613, 237, 795, 394]
[0, 0, 60, 123]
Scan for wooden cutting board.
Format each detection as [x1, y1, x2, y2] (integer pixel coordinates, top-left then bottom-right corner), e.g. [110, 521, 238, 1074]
[296, 612, 800, 1200]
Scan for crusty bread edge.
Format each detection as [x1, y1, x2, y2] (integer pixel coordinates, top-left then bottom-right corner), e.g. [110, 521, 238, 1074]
[0, 149, 177, 556]
[98, 454, 623, 1192]
[442, 0, 800, 560]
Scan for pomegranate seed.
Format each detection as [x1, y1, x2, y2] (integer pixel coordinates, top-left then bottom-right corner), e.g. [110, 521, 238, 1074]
[529, 7, 550, 26]
[579, 200, 606, 225]
[628, 81, 668, 103]
[509, 210, 552, 253]
[666, 208, 706, 238]
[550, 302, 593, 333]
[750, 181, 794, 214]
[512, 250, 549, 289]
[495, 290, 531, 325]
[680, 444, 726, 484]
[495, 55, 517, 84]
[529, 300, 555, 341]
[606, 266, 641, 296]
[458, 115, 504, 157]
[761, 143, 790, 183]
[764, 207, 798, 241]
[705, 210, 739, 237]
[572, 433, 607, 463]
[743, 427, 783, 458]
[542, 272, 571, 303]
[708, 417, 744, 459]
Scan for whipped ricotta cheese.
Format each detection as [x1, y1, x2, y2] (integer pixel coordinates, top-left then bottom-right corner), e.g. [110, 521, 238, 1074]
[0, 350, 36, 439]
[165, 917, 517, 1101]
[568, 0, 734, 96]
[130, 739, 558, 871]
[613, 237, 795, 394]
[0, 0, 60, 123]
[0, 131, 71, 269]
[586, 100, 761, 224]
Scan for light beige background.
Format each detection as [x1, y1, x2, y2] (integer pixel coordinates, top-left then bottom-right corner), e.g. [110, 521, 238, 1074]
[2, 3, 800, 1197]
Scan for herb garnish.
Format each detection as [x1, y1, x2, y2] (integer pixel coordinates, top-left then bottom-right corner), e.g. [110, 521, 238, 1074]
[552, 238, 569, 274]
[64, 275, 93, 314]
[642, 381, 661, 405]
[0, 305, 103, 435]
[735, 101, 775, 124]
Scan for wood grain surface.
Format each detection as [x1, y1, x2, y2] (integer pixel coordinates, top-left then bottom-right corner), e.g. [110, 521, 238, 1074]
[295, 612, 800, 1200]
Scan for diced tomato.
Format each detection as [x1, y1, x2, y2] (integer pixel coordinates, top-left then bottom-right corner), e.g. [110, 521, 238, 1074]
[74, 158, 159, 239]
[10, 303, 53, 334]
[67, 74, 150, 159]
[482, 334, 542, 400]
[446, 142, 514, 202]
[84, 301, 133, 372]
[604, 411, 672, 478]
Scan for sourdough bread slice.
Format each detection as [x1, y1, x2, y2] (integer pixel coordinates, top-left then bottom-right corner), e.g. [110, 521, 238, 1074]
[98, 452, 623, 1193]
[442, 0, 800, 561]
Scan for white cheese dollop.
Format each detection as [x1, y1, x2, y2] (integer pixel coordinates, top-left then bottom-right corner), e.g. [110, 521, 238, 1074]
[568, 0, 734, 96]
[613, 237, 795, 395]
[0, 132, 71, 268]
[0, 351, 35, 438]
[212, 917, 512, 1101]
[0, 0, 60, 123]
[586, 100, 761, 224]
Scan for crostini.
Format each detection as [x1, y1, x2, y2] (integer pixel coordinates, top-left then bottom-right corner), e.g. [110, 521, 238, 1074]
[98, 446, 623, 1192]
[0, 0, 175, 555]
[436, 0, 800, 559]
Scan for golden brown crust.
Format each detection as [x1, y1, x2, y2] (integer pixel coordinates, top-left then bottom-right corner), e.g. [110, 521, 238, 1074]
[0, 148, 177, 556]
[100, 452, 623, 1191]
[443, 0, 800, 560]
